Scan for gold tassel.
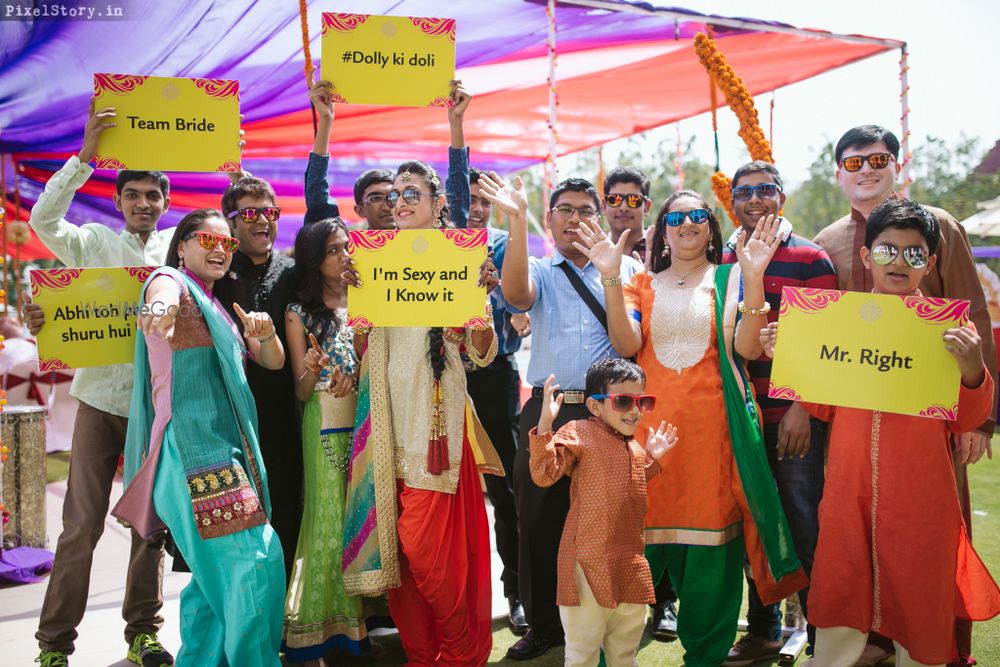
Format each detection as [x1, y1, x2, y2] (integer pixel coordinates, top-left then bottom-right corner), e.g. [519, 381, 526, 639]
[427, 379, 450, 475]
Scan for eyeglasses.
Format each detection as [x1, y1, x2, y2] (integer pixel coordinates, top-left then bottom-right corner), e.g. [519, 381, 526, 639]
[551, 204, 600, 220]
[227, 206, 281, 224]
[663, 208, 710, 227]
[182, 231, 240, 253]
[387, 187, 433, 208]
[363, 192, 388, 206]
[589, 393, 657, 413]
[731, 183, 782, 202]
[605, 193, 646, 209]
[870, 243, 929, 269]
[839, 152, 894, 172]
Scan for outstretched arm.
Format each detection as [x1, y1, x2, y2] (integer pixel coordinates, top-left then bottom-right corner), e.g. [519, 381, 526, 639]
[303, 72, 341, 223]
[478, 172, 536, 310]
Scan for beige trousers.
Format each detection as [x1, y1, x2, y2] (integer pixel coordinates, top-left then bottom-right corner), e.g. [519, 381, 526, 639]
[559, 562, 648, 667]
[804, 626, 944, 667]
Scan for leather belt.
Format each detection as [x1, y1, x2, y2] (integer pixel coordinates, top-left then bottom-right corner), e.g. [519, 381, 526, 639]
[530, 386, 586, 404]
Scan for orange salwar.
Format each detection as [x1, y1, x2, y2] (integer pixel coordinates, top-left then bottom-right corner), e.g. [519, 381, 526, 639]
[804, 372, 1000, 665]
[388, 435, 492, 667]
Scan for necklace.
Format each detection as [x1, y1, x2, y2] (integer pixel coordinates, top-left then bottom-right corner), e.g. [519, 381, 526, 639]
[668, 260, 709, 285]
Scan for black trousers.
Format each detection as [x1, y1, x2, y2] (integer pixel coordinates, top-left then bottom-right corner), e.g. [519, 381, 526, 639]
[514, 394, 591, 642]
[466, 356, 522, 599]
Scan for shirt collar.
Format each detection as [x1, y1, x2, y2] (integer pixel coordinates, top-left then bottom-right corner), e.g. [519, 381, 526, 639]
[552, 249, 591, 270]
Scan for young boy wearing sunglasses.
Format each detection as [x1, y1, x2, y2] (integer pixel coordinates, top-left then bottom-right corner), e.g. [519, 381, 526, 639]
[762, 199, 999, 667]
[814, 125, 997, 667]
[528, 358, 678, 667]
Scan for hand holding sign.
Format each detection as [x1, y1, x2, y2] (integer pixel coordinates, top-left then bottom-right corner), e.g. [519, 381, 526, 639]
[477, 251, 499, 293]
[308, 71, 336, 121]
[233, 303, 275, 341]
[943, 322, 985, 387]
[80, 97, 118, 164]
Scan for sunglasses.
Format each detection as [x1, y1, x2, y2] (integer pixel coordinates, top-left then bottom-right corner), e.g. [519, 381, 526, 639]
[870, 243, 929, 269]
[731, 183, 782, 202]
[182, 231, 240, 253]
[839, 152, 894, 172]
[387, 187, 432, 208]
[227, 206, 281, 224]
[605, 193, 646, 209]
[663, 208, 710, 227]
[589, 393, 657, 413]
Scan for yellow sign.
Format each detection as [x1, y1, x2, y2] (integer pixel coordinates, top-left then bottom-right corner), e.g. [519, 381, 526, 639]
[30, 267, 155, 371]
[769, 287, 969, 420]
[321, 13, 455, 107]
[347, 229, 488, 328]
[92, 73, 241, 173]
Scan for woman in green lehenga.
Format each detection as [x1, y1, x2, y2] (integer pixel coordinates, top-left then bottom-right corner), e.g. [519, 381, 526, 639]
[282, 218, 370, 665]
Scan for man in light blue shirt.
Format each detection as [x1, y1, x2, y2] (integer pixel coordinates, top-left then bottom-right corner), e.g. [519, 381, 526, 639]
[501, 177, 642, 660]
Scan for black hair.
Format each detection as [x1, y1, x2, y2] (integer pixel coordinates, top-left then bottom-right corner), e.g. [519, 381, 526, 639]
[292, 218, 349, 343]
[834, 125, 901, 164]
[163, 208, 238, 294]
[585, 358, 646, 397]
[548, 177, 600, 211]
[353, 169, 394, 205]
[649, 190, 724, 273]
[603, 166, 650, 198]
[731, 161, 784, 192]
[469, 167, 483, 185]
[221, 176, 276, 218]
[116, 170, 169, 197]
[865, 198, 940, 254]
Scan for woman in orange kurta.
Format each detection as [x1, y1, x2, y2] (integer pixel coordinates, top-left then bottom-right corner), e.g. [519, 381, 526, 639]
[574, 191, 806, 667]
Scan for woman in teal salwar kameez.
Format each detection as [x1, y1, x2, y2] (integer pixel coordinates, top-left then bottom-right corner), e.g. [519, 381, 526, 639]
[114, 208, 287, 667]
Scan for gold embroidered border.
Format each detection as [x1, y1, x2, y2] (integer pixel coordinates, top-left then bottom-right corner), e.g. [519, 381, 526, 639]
[644, 522, 743, 547]
[870, 410, 883, 631]
[283, 615, 367, 649]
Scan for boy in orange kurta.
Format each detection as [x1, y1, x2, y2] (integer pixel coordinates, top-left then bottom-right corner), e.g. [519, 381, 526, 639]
[763, 199, 1000, 667]
[528, 359, 678, 667]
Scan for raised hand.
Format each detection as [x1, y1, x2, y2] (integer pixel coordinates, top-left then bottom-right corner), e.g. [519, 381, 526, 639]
[537, 374, 563, 435]
[645, 421, 678, 460]
[233, 303, 276, 341]
[760, 322, 778, 359]
[476, 172, 528, 218]
[572, 218, 627, 279]
[79, 97, 117, 164]
[308, 71, 335, 121]
[448, 79, 472, 119]
[303, 332, 331, 374]
[944, 322, 986, 387]
[735, 214, 781, 278]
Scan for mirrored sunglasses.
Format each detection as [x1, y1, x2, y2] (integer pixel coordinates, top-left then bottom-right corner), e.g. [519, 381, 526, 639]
[840, 152, 894, 172]
[731, 183, 781, 202]
[589, 393, 656, 413]
[227, 206, 281, 224]
[605, 193, 646, 209]
[663, 208, 710, 227]
[183, 231, 240, 253]
[870, 243, 929, 269]
[387, 187, 431, 208]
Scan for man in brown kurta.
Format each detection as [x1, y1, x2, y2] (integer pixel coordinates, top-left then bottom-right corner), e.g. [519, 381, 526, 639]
[813, 124, 996, 667]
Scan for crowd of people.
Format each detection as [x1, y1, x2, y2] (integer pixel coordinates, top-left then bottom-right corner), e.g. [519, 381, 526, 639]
[21, 76, 1000, 667]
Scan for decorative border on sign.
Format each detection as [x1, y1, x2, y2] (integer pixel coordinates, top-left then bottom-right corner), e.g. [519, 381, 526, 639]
[443, 228, 487, 250]
[330, 92, 349, 104]
[39, 357, 72, 372]
[902, 296, 970, 325]
[322, 12, 367, 35]
[347, 315, 374, 329]
[348, 230, 398, 254]
[779, 287, 843, 316]
[410, 17, 456, 42]
[126, 267, 154, 283]
[429, 97, 451, 108]
[94, 73, 149, 96]
[216, 161, 242, 173]
[93, 155, 127, 170]
[918, 403, 958, 421]
[767, 380, 802, 401]
[194, 78, 240, 101]
[31, 269, 82, 297]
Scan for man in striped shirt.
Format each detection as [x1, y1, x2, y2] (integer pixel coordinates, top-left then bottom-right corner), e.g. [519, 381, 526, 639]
[720, 161, 837, 667]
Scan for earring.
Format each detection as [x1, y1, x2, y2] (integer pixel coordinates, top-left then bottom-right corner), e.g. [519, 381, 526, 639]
[661, 244, 671, 257]
[707, 241, 715, 255]
[433, 209, 443, 229]
[178, 256, 185, 270]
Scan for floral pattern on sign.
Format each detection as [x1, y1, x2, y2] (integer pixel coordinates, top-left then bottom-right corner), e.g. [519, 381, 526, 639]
[126, 267, 154, 283]
[322, 12, 367, 35]
[194, 78, 239, 100]
[429, 97, 451, 108]
[767, 381, 802, 401]
[94, 73, 149, 96]
[918, 404, 958, 421]
[348, 230, 398, 254]
[216, 161, 241, 173]
[902, 296, 970, 325]
[93, 155, 127, 170]
[38, 357, 72, 372]
[443, 228, 487, 250]
[410, 17, 456, 42]
[347, 315, 374, 329]
[779, 287, 843, 316]
[31, 269, 82, 297]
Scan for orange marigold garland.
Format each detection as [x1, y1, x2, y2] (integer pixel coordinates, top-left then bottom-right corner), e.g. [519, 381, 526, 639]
[694, 32, 774, 225]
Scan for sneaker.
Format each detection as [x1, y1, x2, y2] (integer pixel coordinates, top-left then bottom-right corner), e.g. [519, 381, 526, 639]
[648, 599, 678, 641]
[127, 633, 175, 667]
[35, 652, 69, 667]
[722, 633, 783, 667]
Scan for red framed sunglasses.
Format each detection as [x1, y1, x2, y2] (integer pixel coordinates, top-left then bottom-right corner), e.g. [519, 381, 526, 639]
[589, 393, 656, 413]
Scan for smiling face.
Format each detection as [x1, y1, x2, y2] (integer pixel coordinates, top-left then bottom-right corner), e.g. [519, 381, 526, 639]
[836, 140, 900, 211]
[355, 181, 395, 230]
[587, 379, 647, 437]
[468, 182, 493, 229]
[114, 177, 169, 237]
[229, 195, 277, 262]
[860, 226, 936, 296]
[390, 174, 443, 230]
[321, 227, 350, 284]
[732, 171, 785, 235]
[546, 190, 600, 260]
[603, 181, 649, 246]
[177, 215, 235, 287]
[663, 194, 711, 261]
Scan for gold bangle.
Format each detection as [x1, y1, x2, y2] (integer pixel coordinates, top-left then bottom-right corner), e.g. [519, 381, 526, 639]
[737, 300, 771, 316]
[471, 304, 494, 331]
[601, 276, 622, 287]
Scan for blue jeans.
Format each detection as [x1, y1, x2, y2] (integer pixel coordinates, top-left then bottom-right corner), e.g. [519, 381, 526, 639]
[745, 418, 826, 647]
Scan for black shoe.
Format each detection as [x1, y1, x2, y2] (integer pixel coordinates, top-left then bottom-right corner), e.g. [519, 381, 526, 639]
[506, 630, 562, 660]
[649, 600, 678, 642]
[507, 596, 529, 636]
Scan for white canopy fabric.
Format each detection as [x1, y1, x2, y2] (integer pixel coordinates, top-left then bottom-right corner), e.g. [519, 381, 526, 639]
[960, 197, 1000, 237]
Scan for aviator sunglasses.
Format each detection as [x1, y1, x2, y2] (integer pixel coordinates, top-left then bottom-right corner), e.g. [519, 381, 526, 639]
[387, 187, 432, 208]
[731, 183, 781, 202]
[227, 206, 281, 224]
[182, 231, 240, 253]
[605, 193, 646, 209]
[870, 243, 929, 269]
[589, 393, 657, 413]
[839, 152, 894, 172]
[663, 208, 710, 227]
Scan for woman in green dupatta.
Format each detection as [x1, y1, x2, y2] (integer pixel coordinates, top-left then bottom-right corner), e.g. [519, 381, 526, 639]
[115, 209, 287, 667]
[573, 190, 807, 667]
